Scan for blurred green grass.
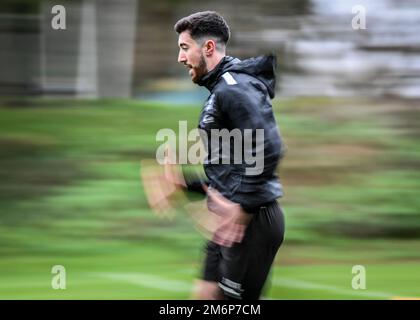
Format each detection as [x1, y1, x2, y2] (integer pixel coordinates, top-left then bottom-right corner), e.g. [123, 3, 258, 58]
[0, 97, 419, 299]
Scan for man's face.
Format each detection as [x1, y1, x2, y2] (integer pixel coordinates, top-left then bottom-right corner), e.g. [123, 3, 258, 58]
[177, 31, 208, 83]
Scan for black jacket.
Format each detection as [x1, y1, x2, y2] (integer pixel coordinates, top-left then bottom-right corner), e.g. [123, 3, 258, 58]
[186, 55, 285, 212]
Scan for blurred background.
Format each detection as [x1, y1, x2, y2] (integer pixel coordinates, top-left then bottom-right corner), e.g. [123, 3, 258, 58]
[0, 0, 419, 299]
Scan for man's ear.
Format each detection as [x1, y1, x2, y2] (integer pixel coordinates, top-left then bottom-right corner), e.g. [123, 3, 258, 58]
[203, 39, 216, 56]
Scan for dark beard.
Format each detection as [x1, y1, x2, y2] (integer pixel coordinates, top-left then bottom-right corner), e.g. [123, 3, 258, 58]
[192, 54, 208, 84]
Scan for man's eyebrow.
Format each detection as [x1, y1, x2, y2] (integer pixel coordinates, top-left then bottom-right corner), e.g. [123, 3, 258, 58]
[179, 42, 189, 47]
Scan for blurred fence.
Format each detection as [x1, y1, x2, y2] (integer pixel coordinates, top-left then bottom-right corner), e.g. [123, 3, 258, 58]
[1, 0, 420, 98]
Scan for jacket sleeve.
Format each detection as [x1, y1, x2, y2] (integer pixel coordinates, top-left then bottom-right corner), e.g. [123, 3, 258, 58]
[182, 169, 208, 195]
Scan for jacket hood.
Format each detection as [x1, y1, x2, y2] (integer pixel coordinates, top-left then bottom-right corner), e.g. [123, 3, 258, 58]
[198, 54, 277, 98]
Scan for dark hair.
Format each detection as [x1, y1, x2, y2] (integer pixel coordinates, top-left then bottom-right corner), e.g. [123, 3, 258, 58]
[174, 11, 230, 46]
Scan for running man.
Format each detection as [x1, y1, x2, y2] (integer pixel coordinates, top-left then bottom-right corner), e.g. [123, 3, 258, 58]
[144, 11, 286, 300]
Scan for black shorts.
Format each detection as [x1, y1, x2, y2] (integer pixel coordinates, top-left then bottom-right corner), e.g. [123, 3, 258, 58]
[202, 200, 285, 300]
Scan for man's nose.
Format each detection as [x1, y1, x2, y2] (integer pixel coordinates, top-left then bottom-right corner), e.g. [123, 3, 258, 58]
[178, 50, 186, 64]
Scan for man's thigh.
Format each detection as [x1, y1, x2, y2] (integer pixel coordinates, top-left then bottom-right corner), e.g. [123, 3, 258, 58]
[202, 201, 285, 300]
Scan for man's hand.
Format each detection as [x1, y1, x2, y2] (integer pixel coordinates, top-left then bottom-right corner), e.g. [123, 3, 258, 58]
[140, 161, 176, 216]
[184, 193, 252, 247]
[207, 187, 252, 247]
[141, 147, 251, 247]
[163, 147, 186, 188]
[140, 147, 185, 217]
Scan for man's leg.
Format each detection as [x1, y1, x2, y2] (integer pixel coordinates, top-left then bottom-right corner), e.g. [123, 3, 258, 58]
[195, 202, 284, 300]
[219, 201, 285, 300]
[193, 241, 225, 300]
[192, 280, 224, 300]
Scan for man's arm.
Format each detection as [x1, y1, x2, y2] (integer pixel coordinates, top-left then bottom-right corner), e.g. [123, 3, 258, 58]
[216, 83, 267, 214]
[182, 170, 208, 195]
[217, 82, 266, 132]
